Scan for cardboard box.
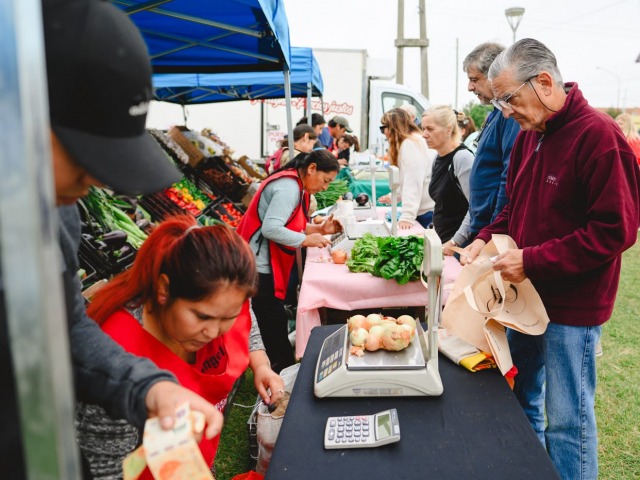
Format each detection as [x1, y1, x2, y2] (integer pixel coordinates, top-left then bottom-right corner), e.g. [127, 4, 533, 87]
[238, 155, 267, 180]
[167, 126, 205, 168]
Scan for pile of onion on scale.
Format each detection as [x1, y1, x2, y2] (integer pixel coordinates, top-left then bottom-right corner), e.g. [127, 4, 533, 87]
[347, 313, 417, 357]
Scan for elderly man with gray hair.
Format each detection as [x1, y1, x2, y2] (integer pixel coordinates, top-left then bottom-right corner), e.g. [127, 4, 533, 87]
[460, 42, 520, 248]
[463, 38, 640, 479]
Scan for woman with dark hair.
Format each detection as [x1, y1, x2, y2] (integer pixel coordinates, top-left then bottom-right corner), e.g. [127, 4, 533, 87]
[266, 124, 318, 174]
[237, 149, 342, 371]
[336, 133, 361, 166]
[456, 110, 479, 153]
[77, 216, 283, 479]
[377, 107, 436, 228]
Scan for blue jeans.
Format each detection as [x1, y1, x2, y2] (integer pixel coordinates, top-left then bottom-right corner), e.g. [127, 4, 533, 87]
[507, 323, 601, 480]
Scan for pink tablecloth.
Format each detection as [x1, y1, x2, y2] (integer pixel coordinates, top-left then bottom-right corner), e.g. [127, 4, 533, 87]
[294, 219, 463, 358]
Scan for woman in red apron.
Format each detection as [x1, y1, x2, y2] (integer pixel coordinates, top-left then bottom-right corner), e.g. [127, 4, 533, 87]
[77, 216, 283, 479]
[237, 150, 342, 372]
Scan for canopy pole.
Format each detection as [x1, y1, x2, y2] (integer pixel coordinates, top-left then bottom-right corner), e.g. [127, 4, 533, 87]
[284, 68, 295, 156]
[0, 0, 81, 477]
[306, 82, 312, 125]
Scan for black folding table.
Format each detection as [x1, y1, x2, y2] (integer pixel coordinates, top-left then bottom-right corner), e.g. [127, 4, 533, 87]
[265, 325, 560, 480]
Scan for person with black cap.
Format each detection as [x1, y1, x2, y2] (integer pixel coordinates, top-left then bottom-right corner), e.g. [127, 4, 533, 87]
[0, 0, 223, 476]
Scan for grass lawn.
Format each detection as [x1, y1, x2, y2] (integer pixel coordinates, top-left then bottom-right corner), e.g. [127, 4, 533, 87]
[215, 234, 640, 480]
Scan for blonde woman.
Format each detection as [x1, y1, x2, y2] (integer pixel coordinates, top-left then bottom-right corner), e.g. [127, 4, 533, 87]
[616, 113, 640, 165]
[378, 108, 436, 228]
[422, 106, 475, 253]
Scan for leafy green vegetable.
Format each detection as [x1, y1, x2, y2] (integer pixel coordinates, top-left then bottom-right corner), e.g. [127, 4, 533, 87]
[346, 234, 424, 285]
[374, 236, 424, 284]
[345, 233, 379, 273]
[314, 179, 349, 210]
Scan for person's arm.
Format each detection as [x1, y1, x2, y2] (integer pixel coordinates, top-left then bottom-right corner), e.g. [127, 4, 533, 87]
[306, 214, 342, 235]
[60, 207, 223, 437]
[449, 150, 474, 248]
[250, 350, 285, 406]
[491, 117, 520, 222]
[398, 139, 431, 226]
[260, 180, 329, 248]
[248, 300, 265, 352]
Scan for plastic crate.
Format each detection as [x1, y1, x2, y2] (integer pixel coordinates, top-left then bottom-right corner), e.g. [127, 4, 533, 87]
[196, 157, 249, 202]
[139, 191, 187, 222]
[199, 200, 242, 228]
[78, 235, 137, 277]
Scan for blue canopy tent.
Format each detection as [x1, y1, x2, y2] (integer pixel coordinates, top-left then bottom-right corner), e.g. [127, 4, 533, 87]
[112, 0, 291, 73]
[113, 0, 298, 154]
[152, 47, 323, 104]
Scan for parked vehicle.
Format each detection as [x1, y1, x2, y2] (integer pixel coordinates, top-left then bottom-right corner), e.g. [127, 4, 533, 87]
[147, 48, 430, 160]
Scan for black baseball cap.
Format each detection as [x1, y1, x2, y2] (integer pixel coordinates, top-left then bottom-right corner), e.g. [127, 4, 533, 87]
[43, 0, 181, 195]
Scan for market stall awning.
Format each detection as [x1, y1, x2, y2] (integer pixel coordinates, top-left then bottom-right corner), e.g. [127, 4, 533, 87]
[152, 47, 323, 104]
[112, 0, 291, 73]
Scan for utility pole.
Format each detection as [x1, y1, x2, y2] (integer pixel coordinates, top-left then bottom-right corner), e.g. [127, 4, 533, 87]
[395, 0, 429, 99]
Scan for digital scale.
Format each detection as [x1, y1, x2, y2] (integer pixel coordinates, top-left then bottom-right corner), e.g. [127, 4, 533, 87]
[329, 221, 391, 253]
[315, 229, 444, 397]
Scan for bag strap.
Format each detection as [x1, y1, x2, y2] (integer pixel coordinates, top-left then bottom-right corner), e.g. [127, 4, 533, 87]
[462, 270, 506, 316]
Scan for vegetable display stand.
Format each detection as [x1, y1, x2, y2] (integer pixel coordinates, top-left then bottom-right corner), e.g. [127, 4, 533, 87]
[138, 191, 186, 223]
[163, 177, 214, 217]
[148, 129, 190, 167]
[166, 126, 205, 168]
[195, 157, 249, 202]
[198, 199, 244, 228]
[78, 233, 137, 277]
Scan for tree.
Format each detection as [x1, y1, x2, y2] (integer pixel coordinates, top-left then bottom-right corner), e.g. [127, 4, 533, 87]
[462, 101, 492, 130]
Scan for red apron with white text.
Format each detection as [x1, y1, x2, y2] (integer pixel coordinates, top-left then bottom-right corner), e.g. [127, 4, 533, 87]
[236, 169, 310, 299]
[101, 301, 251, 477]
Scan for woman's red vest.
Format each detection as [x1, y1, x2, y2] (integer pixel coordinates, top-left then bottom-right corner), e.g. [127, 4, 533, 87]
[236, 169, 310, 300]
[100, 301, 252, 477]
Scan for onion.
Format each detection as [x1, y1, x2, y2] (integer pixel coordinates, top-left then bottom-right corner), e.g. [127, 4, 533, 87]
[396, 315, 417, 329]
[349, 327, 369, 347]
[364, 332, 382, 351]
[331, 249, 348, 264]
[366, 313, 384, 327]
[347, 314, 368, 332]
[381, 324, 411, 351]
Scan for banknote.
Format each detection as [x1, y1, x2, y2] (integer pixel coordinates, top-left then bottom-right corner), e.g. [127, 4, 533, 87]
[122, 402, 213, 480]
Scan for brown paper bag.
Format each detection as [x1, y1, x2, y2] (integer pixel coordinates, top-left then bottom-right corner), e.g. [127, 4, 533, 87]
[442, 235, 549, 375]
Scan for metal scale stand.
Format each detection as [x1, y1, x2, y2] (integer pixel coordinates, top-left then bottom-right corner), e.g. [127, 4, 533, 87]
[314, 229, 444, 397]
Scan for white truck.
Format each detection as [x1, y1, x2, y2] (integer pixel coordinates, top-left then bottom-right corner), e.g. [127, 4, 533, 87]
[147, 48, 430, 159]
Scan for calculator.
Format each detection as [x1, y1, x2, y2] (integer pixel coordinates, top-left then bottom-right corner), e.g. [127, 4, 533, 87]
[323, 409, 400, 449]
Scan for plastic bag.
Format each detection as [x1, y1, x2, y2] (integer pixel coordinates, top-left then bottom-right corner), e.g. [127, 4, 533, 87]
[255, 363, 300, 474]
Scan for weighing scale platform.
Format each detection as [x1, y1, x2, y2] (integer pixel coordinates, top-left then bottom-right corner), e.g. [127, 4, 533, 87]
[314, 324, 443, 398]
[330, 222, 391, 252]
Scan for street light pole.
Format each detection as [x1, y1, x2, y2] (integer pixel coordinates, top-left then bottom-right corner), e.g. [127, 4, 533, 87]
[505, 7, 525, 44]
[596, 66, 621, 112]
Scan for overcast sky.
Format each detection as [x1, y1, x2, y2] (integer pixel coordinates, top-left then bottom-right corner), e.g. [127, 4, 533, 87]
[283, 0, 640, 110]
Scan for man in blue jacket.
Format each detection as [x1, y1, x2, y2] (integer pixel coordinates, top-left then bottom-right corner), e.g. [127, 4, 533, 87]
[460, 42, 520, 244]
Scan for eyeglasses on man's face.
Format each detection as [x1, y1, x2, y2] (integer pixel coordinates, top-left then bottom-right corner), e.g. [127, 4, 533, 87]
[491, 75, 538, 111]
[379, 125, 388, 134]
